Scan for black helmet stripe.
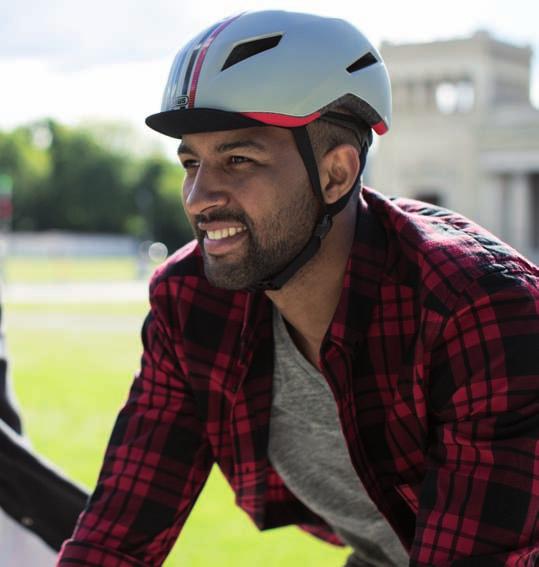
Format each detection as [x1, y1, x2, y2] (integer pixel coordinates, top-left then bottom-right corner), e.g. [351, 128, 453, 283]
[180, 20, 224, 100]
[165, 37, 196, 109]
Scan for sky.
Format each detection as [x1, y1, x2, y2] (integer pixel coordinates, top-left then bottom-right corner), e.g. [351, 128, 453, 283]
[1, 0, 537, 154]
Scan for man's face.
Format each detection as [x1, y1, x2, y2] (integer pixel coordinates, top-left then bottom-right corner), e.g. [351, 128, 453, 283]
[179, 126, 320, 290]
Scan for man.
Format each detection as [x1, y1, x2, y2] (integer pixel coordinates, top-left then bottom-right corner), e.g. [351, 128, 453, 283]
[0, 299, 88, 566]
[58, 10, 538, 566]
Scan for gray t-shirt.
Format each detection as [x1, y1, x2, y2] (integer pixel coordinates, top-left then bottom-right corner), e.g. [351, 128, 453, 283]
[268, 307, 409, 567]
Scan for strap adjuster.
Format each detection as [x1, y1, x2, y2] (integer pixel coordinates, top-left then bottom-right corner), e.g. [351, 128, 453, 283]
[314, 214, 332, 239]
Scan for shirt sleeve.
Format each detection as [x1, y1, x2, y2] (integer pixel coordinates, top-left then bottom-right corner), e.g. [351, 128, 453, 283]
[57, 295, 213, 566]
[410, 269, 539, 567]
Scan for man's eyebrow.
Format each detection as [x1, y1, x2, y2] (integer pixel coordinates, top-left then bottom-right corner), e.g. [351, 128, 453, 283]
[216, 140, 267, 153]
[177, 139, 267, 156]
[177, 142, 193, 155]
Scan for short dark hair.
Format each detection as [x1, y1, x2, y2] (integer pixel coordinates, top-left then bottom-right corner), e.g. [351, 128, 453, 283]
[307, 94, 372, 163]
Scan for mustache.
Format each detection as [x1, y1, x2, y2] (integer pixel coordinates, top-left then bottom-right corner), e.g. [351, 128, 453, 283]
[194, 210, 250, 226]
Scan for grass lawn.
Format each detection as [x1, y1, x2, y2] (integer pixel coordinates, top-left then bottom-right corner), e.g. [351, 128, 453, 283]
[3, 256, 140, 282]
[5, 298, 350, 566]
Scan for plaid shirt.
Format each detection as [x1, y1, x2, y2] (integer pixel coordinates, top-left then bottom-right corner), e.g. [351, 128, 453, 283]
[58, 188, 539, 566]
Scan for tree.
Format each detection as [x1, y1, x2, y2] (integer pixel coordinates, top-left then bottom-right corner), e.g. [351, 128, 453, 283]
[0, 125, 51, 231]
[0, 119, 192, 252]
[130, 156, 191, 250]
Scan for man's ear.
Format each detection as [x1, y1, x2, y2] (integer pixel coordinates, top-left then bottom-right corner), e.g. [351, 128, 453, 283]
[319, 144, 360, 205]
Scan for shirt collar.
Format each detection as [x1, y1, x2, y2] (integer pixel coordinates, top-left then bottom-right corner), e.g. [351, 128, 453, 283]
[240, 188, 390, 351]
[326, 189, 389, 349]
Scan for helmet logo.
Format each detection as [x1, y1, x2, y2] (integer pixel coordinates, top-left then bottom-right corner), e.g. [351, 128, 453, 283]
[173, 95, 189, 109]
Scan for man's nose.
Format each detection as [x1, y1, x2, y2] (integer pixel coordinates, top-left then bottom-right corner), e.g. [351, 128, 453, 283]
[183, 164, 229, 216]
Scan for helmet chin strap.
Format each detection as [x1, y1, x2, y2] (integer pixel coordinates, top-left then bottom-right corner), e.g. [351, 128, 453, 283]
[247, 123, 367, 292]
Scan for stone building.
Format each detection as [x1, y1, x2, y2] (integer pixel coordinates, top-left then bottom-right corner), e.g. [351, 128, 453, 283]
[370, 31, 539, 263]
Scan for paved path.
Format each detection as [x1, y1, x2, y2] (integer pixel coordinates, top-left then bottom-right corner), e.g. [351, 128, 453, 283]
[3, 281, 149, 303]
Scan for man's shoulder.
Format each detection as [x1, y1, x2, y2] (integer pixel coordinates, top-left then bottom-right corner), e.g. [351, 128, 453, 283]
[147, 239, 244, 308]
[146, 240, 253, 349]
[363, 187, 535, 273]
[362, 187, 538, 310]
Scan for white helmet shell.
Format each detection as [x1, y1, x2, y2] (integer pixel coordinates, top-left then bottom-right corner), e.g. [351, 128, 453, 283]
[146, 10, 391, 138]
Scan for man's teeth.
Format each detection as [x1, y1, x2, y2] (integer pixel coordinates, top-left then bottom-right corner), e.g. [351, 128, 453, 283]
[206, 226, 246, 241]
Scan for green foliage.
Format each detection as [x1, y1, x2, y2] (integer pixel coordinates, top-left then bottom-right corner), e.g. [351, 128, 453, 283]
[131, 155, 193, 249]
[0, 126, 51, 230]
[0, 120, 192, 251]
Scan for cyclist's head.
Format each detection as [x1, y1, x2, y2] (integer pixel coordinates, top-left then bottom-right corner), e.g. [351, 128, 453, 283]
[146, 10, 391, 290]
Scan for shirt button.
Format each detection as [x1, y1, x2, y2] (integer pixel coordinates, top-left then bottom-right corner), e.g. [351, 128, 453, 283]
[21, 516, 34, 527]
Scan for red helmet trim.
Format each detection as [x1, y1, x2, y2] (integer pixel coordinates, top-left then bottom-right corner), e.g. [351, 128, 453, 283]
[189, 14, 244, 107]
[240, 111, 322, 127]
[372, 120, 388, 135]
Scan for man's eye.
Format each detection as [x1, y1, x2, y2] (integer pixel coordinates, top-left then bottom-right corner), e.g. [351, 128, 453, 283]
[230, 156, 251, 165]
[181, 159, 199, 169]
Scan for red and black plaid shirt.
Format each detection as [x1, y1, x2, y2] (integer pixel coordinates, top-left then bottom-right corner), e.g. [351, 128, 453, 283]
[58, 188, 539, 566]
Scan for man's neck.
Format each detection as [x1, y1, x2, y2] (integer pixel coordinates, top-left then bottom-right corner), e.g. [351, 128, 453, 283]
[266, 200, 357, 368]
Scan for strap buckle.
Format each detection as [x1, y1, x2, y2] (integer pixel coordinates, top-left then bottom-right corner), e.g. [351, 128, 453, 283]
[314, 214, 332, 239]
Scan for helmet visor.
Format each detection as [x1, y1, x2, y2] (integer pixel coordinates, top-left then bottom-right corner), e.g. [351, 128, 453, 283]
[145, 108, 266, 139]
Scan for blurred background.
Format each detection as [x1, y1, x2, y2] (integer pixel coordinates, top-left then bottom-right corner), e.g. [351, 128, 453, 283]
[0, 1, 537, 565]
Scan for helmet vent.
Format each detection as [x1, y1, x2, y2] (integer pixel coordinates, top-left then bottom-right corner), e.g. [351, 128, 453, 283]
[346, 52, 378, 73]
[222, 34, 283, 71]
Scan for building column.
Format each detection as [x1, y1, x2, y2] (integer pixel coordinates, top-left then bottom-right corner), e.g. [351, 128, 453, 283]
[507, 172, 531, 255]
[477, 173, 504, 237]
[412, 80, 429, 109]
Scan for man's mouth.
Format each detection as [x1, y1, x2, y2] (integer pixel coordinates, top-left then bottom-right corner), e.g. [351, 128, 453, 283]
[197, 221, 249, 256]
[206, 226, 247, 241]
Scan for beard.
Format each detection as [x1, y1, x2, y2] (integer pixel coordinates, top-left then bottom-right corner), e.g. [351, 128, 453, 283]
[192, 182, 320, 290]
